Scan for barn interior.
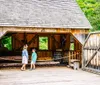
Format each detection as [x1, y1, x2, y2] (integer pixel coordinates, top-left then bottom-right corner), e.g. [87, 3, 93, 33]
[0, 32, 82, 66]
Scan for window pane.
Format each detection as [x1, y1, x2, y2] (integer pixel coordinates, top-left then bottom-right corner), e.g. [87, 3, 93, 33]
[39, 37, 48, 50]
[1, 36, 12, 50]
[70, 43, 74, 50]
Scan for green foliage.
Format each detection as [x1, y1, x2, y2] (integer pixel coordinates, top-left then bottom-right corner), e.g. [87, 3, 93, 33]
[70, 43, 74, 50]
[39, 37, 48, 50]
[1, 36, 12, 50]
[77, 0, 100, 31]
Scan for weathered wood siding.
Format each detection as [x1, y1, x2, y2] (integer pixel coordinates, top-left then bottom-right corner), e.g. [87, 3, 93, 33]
[0, 26, 89, 44]
[83, 32, 100, 73]
[11, 33, 69, 60]
[0, 27, 86, 64]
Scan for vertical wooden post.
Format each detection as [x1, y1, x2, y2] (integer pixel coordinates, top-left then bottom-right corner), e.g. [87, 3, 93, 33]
[0, 28, 7, 39]
[98, 51, 100, 70]
[91, 50, 93, 67]
[96, 52, 98, 69]
[72, 51, 73, 60]
[93, 50, 95, 68]
[68, 51, 71, 65]
[66, 34, 70, 50]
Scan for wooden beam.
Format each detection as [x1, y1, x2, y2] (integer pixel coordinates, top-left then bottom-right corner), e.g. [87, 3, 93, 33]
[51, 35, 60, 44]
[51, 35, 61, 50]
[24, 32, 27, 44]
[16, 34, 38, 51]
[13, 33, 25, 51]
[85, 47, 100, 67]
[70, 33, 82, 46]
[12, 34, 24, 46]
[83, 47, 97, 50]
[27, 34, 38, 46]
[65, 34, 70, 50]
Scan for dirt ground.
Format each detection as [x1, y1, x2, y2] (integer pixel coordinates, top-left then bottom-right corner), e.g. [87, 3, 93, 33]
[0, 67, 100, 85]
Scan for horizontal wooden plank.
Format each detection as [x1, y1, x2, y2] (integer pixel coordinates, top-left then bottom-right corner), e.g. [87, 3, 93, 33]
[82, 67, 100, 75]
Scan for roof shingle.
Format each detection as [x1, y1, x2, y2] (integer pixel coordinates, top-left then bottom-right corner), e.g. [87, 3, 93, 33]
[0, 0, 92, 29]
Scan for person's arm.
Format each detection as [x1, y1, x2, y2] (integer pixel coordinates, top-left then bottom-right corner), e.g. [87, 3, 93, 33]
[35, 53, 37, 60]
[22, 50, 25, 56]
[24, 50, 28, 57]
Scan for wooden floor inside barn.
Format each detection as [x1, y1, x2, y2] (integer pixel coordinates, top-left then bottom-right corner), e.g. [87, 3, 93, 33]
[0, 67, 100, 85]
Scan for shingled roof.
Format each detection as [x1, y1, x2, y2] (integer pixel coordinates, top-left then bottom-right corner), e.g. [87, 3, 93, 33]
[0, 0, 92, 29]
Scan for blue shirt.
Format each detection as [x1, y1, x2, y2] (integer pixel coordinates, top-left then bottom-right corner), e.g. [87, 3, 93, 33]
[31, 52, 37, 62]
[22, 49, 28, 58]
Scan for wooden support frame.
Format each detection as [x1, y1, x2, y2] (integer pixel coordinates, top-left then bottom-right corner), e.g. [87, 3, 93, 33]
[51, 35, 60, 45]
[50, 35, 61, 50]
[12, 34, 24, 46]
[12, 34, 24, 51]
[27, 34, 38, 46]
[83, 32, 100, 74]
[16, 34, 38, 51]
[24, 32, 27, 44]
[85, 47, 100, 67]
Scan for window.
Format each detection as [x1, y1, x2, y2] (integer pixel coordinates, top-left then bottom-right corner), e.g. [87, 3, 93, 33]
[39, 36, 48, 50]
[70, 35, 74, 50]
[70, 43, 74, 50]
[1, 36, 12, 50]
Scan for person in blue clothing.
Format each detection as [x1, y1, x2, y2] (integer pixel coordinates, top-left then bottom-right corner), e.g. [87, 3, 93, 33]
[30, 48, 37, 70]
[21, 44, 28, 71]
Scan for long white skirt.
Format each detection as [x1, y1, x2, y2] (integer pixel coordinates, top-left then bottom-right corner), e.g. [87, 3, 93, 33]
[22, 56, 28, 64]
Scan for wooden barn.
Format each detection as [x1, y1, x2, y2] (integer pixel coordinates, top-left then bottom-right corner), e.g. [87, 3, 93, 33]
[83, 32, 100, 74]
[0, 0, 92, 66]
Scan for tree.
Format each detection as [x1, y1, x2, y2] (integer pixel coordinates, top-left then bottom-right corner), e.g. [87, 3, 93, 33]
[77, 0, 100, 31]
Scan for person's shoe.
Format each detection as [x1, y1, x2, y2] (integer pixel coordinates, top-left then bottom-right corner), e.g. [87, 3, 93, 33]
[21, 68, 24, 71]
[33, 68, 35, 70]
[29, 68, 33, 71]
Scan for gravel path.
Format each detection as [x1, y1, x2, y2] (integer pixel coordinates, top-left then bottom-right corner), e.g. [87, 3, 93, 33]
[0, 67, 100, 85]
